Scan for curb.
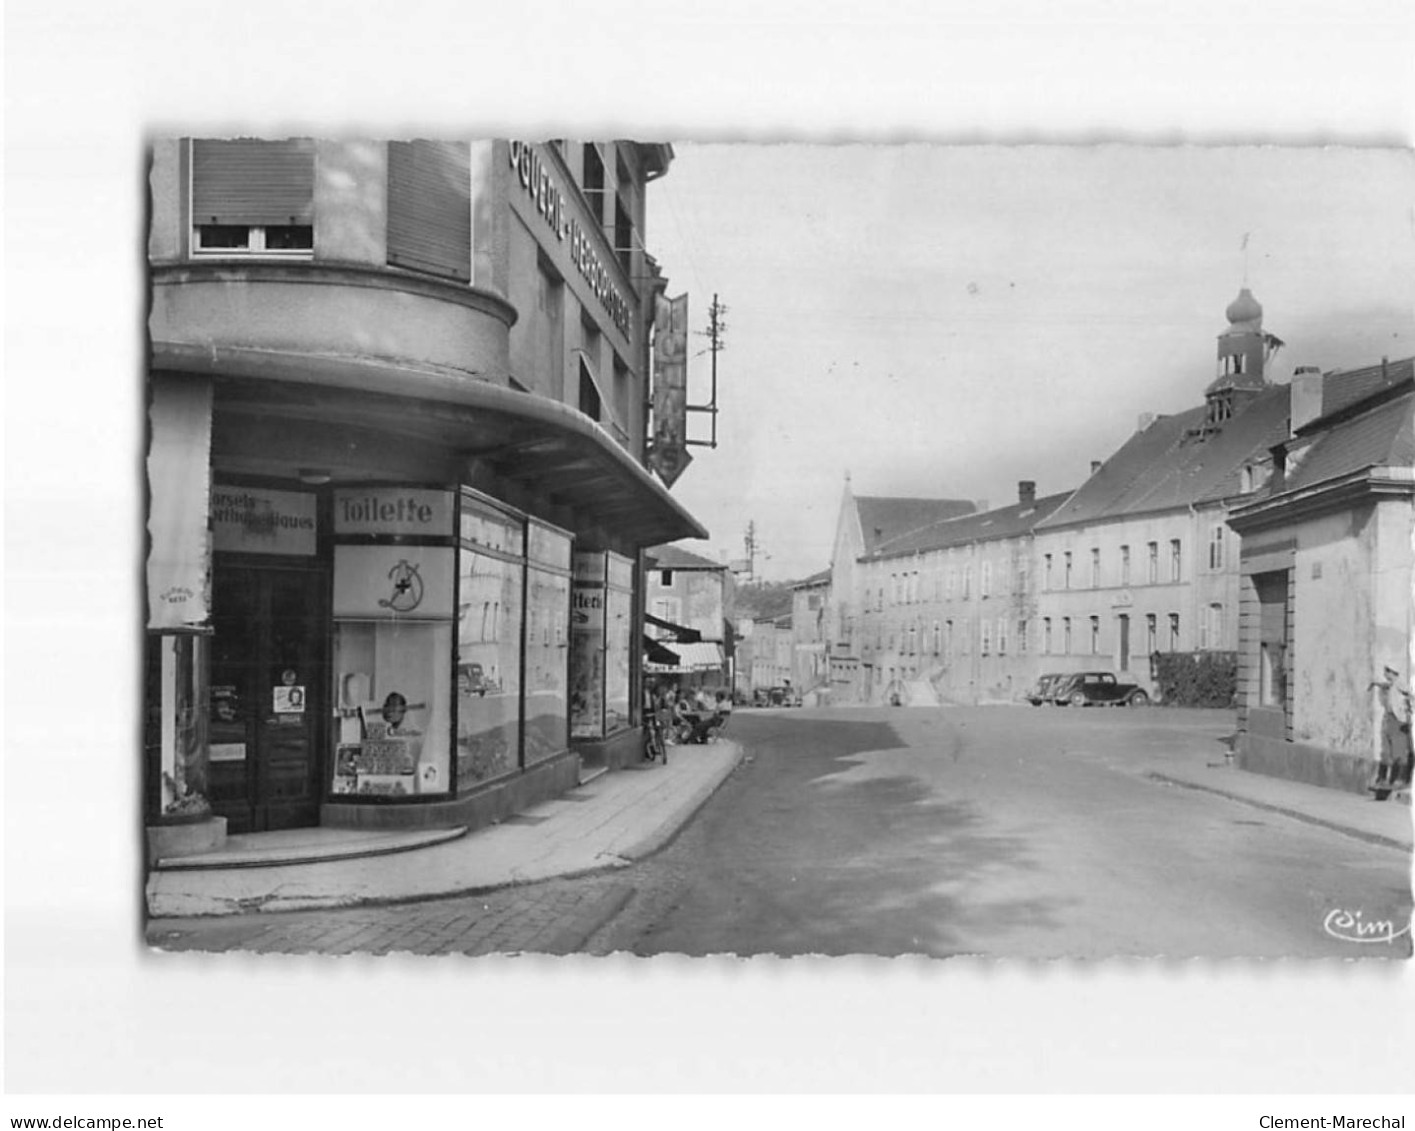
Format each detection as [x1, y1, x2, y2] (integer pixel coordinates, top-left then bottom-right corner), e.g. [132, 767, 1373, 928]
[617, 740, 746, 862]
[1144, 772, 1413, 853]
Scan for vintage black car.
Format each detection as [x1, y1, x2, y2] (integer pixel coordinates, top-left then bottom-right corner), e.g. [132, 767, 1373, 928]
[1052, 671, 1150, 707]
[1025, 673, 1066, 706]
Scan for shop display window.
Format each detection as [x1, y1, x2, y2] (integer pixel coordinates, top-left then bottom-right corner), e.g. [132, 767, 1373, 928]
[605, 584, 632, 732]
[457, 547, 524, 790]
[331, 620, 452, 797]
[525, 521, 573, 762]
[525, 567, 570, 762]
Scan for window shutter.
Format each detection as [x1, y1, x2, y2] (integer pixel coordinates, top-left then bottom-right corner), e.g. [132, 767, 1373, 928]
[191, 139, 315, 225]
[387, 140, 471, 282]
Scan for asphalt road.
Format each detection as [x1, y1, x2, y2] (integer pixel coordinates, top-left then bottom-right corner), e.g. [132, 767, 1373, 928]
[585, 706, 1413, 959]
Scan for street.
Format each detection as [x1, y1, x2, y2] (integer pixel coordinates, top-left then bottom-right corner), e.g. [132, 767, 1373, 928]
[149, 706, 1413, 960]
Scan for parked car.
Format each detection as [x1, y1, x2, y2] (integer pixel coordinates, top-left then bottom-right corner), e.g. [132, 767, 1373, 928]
[1052, 671, 1149, 707]
[753, 686, 801, 707]
[457, 662, 496, 697]
[1026, 673, 1066, 706]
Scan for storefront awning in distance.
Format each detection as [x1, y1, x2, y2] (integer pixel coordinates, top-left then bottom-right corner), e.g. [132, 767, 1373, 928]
[645, 641, 723, 672]
[151, 339, 709, 548]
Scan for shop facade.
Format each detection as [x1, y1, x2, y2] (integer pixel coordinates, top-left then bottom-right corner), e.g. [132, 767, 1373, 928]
[144, 137, 705, 851]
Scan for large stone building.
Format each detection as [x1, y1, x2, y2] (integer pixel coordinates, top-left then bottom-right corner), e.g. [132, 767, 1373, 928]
[821, 289, 1406, 722]
[1030, 289, 1292, 691]
[1228, 357, 1414, 793]
[855, 481, 1073, 705]
[824, 484, 976, 702]
[144, 138, 706, 853]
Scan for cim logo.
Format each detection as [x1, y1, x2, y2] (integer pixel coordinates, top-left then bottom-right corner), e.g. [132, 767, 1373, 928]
[1323, 908, 1411, 945]
[378, 560, 424, 613]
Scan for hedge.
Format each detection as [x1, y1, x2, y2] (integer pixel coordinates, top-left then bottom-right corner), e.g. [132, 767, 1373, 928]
[1150, 651, 1238, 707]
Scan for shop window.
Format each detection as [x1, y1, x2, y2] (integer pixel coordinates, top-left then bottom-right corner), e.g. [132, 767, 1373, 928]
[333, 619, 454, 798]
[451, 496, 532, 792]
[525, 521, 573, 763]
[387, 139, 472, 281]
[191, 138, 315, 258]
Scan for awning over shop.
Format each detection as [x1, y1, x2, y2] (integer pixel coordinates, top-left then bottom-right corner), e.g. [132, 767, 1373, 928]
[644, 641, 723, 673]
[151, 335, 708, 548]
[643, 636, 681, 666]
[644, 611, 702, 642]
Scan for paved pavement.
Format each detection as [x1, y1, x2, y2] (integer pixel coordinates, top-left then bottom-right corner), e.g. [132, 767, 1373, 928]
[144, 707, 1411, 956]
[146, 739, 742, 920]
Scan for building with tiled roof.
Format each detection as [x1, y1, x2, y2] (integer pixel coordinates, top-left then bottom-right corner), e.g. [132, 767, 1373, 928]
[850, 482, 1074, 704]
[1227, 359, 1414, 793]
[1026, 289, 1297, 693]
[788, 569, 833, 694]
[823, 479, 978, 702]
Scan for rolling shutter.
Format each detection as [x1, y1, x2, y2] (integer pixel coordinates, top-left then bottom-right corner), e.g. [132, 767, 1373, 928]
[191, 139, 315, 225]
[387, 140, 472, 282]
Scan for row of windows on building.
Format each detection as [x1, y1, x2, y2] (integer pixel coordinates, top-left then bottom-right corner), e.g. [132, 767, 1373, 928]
[860, 604, 1228, 659]
[873, 529, 1228, 610]
[187, 139, 642, 439]
[190, 138, 646, 278]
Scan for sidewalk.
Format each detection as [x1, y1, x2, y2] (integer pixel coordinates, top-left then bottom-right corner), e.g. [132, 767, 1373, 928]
[146, 740, 743, 919]
[1125, 721, 1412, 854]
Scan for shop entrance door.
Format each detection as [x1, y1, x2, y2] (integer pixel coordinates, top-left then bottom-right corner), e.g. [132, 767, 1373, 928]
[208, 565, 327, 833]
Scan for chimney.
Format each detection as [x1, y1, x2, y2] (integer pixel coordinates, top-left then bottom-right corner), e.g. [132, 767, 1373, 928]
[1137, 412, 1155, 432]
[1018, 480, 1036, 506]
[1290, 365, 1323, 436]
[1090, 460, 1102, 476]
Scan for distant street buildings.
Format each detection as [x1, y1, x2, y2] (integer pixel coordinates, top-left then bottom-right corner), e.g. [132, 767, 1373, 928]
[802, 288, 1413, 795]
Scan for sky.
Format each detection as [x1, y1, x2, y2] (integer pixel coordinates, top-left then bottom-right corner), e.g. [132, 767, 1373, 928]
[650, 144, 1415, 579]
[6, 0, 1415, 1102]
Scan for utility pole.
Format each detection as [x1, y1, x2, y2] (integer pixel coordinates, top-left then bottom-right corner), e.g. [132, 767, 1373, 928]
[686, 293, 726, 448]
[743, 520, 759, 581]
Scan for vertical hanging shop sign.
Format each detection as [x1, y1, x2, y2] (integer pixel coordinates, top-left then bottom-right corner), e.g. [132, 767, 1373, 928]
[146, 376, 213, 630]
[650, 292, 691, 487]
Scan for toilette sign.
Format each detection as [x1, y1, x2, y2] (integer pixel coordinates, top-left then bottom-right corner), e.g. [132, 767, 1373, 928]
[334, 488, 454, 537]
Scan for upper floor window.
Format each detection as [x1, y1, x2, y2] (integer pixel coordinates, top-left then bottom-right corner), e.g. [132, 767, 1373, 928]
[387, 140, 472, 281]
[1120, 545, 1131, 586]
[962, 565, 973, 600]
[1147, 542, 1159, 584]
[191, 139, 315, 258]
[582, 144, 607, 224]
[1089, 616, 1100, 654]
[1170, 539, 1182, 582]
[1168, 613, 1181, 650]
[1208, 525, 1225, 571]
[1043, 554, 1053, 590]
[1090, 547, 1101, 589]
[1063, 551, 1073, 589]
[980, 561, 992, 598]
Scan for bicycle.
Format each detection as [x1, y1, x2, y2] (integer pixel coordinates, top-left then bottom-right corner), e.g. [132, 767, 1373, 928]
[644, 709, 669, 765]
